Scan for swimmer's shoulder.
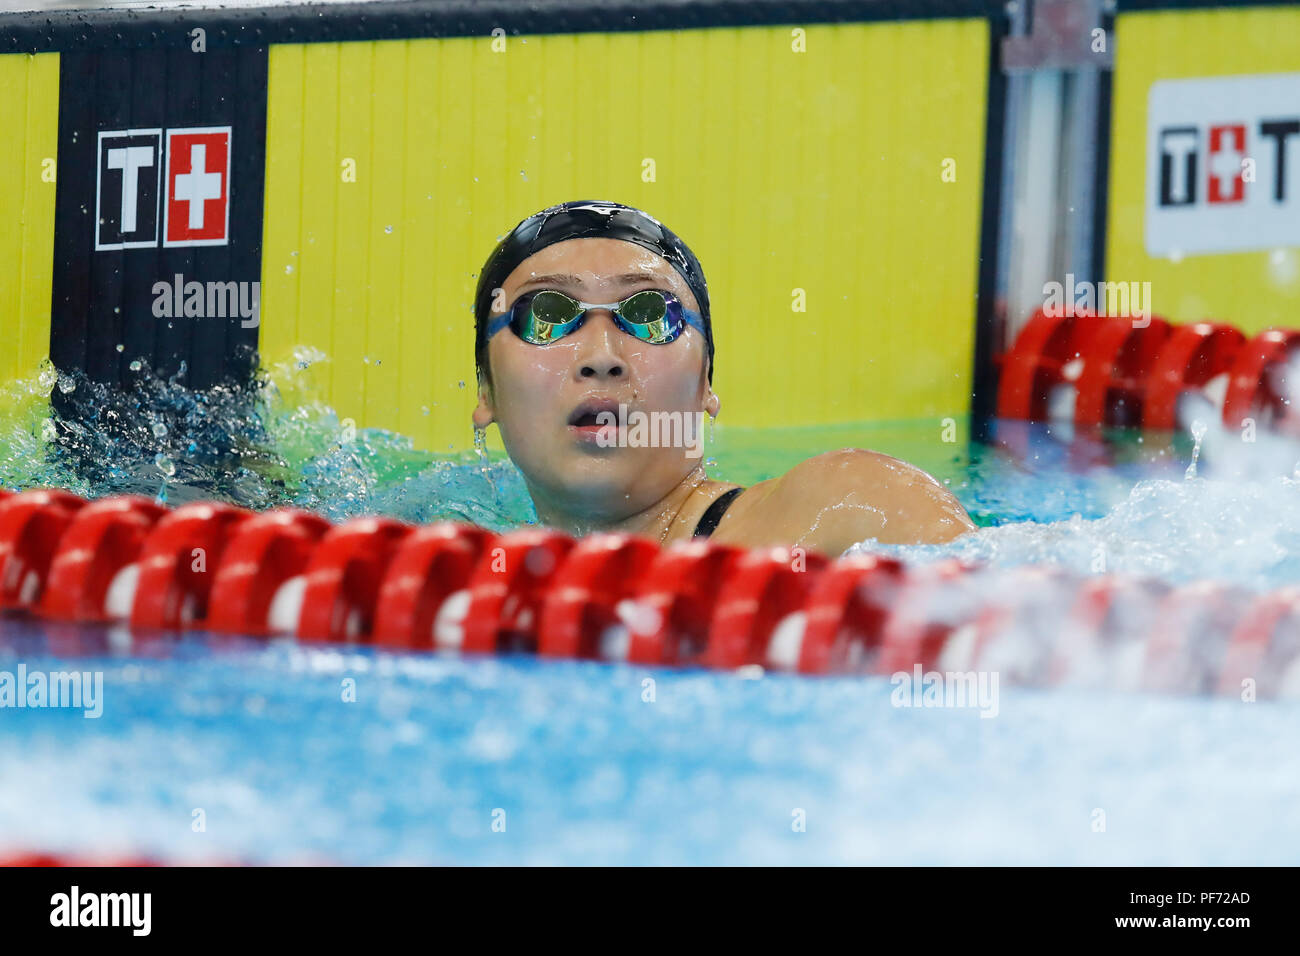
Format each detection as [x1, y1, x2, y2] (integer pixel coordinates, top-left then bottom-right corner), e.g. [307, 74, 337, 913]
[708, 448, 975, 554]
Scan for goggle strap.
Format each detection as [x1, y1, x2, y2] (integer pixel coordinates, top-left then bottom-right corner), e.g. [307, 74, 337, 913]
[681, 310, 706, 336]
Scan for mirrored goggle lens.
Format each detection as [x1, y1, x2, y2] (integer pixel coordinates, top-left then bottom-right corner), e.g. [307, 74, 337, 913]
[515, 290, 582, 344]
[616, 291, 681, 344]
[529, 290, 584, 325]
[618, 290, 669, 324]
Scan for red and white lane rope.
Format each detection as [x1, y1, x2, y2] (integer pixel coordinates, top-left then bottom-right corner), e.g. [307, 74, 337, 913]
[1, 488, 1298, 696]
[996, 308, 1300, 435]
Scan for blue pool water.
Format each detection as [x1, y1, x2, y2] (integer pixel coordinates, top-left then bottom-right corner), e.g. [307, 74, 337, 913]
[3, 623, 1298, 866]
[3, 361, 1300, 864]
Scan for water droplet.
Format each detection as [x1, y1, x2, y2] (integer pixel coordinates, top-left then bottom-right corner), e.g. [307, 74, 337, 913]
[384, 224, 394, 234]
[37, 366, 57, 390]
[57, 373, 76, 394]
[152, 422, 168, 439]
[154, 453, 175, 477]
[285, 264, 295, 274]
[40, 419, 58, 443]
[129, 360, 142, 371]
[116, 344, 125, 352]
[458, 380, 466, 389]
[1184, 419, 1208, 479]
[473, 426, 488, 465]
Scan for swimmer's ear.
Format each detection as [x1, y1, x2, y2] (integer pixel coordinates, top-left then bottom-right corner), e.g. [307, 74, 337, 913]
[698, 352, 720, 415]
[704, 388, 721, 419]
[472, 377, 496, 428]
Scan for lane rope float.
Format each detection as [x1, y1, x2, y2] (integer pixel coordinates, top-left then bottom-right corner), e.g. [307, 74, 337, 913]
[1, 488, 1298, 699]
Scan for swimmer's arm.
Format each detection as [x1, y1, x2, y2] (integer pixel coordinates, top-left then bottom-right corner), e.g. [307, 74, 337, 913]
[710, 448, 975, 555]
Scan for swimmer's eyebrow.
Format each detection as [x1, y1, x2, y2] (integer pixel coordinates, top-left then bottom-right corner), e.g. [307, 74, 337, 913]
[516, 272, 667, 294]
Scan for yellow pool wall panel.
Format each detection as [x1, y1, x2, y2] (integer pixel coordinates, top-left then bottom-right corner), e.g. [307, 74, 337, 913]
[0, 52, 59, 384]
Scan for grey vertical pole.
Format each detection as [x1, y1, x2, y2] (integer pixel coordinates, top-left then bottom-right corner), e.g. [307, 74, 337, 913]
[999, 0, 1114, 347]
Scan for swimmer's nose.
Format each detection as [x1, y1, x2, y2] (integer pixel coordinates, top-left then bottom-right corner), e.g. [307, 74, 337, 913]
[573, 311, 626, 380]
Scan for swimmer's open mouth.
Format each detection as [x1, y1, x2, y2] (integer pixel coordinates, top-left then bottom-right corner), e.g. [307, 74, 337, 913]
[567, 398, 622, 429]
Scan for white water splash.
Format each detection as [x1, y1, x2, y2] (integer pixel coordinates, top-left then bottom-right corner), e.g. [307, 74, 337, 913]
[852, 475, 1300, 592]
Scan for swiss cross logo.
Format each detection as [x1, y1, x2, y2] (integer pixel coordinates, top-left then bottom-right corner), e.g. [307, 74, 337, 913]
[95, 125, 231, 250]
[1206, 124, 1247, 204]
[163, 127, 231, 246]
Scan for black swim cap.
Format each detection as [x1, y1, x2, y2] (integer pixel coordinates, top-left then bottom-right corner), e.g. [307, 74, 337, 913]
[474, 200, 713, 383]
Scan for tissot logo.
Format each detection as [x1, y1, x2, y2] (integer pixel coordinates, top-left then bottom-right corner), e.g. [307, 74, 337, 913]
[1156, 121, 1295, 208]
[1146, 73, 1300, 256]
[95, 125, 231, 250]
[52, 47, 267, 396]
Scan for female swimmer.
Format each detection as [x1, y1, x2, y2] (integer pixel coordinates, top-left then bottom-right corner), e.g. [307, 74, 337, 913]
[472, 200, 975, 555]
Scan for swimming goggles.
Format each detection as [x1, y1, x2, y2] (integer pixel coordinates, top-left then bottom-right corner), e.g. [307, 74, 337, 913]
[486, 289, 705, 346]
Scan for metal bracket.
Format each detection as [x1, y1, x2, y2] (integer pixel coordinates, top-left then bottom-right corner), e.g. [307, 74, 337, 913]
[1002, 0, 1114, 73]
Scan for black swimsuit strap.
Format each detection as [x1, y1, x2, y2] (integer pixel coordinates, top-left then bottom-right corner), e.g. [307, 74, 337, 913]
[693, 487, 744, 538]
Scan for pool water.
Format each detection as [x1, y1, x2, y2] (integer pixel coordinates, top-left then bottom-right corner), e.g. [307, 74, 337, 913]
[3, 623, 1298, 865]
[2, 358, 1299, 864]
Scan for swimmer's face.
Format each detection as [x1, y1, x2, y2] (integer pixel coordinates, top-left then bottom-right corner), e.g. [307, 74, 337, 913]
[474, 237, 720, 522]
